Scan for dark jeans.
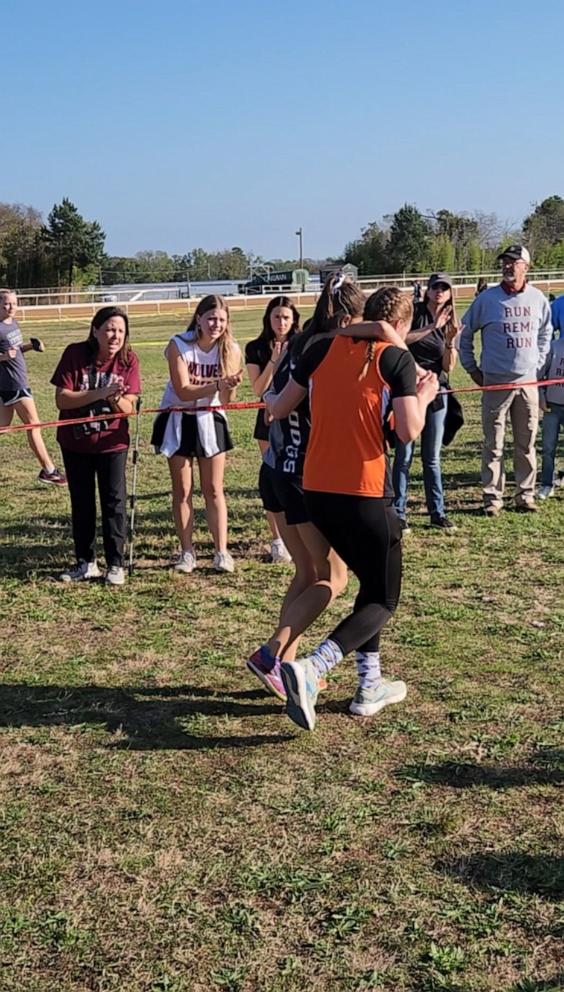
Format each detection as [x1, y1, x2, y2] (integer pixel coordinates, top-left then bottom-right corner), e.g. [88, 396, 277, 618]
[61, 448, 128, 566]
[305, 492, 402, 654]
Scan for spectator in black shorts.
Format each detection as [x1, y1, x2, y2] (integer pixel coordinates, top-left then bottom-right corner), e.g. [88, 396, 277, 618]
[0, 289, 66, 485]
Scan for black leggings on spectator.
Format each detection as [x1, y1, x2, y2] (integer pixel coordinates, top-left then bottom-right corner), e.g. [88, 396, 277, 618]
[61, 448, 128, 566]
[304, 492, 402, 654]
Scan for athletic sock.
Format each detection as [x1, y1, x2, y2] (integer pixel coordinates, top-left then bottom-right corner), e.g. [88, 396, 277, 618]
[271, 538, 284, 549]
[356, 651, 382, 691]
[44, 464, 56, 475]
[260, 644, 279, 672]
[309, 639, 344, 677]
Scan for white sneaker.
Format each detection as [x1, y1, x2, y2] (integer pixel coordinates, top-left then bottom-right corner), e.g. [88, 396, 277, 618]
[213, 550, 235, 573]
[555, 471, 564, 488]
[270, 538, 292, 563]
[270, 539, 292, 563]
[538, 485, 554, 500]
[174, 550, 197, 574]
[106, 565, 125, 586]
[349, 678, 407, 717]
[61, 560, 101, 583]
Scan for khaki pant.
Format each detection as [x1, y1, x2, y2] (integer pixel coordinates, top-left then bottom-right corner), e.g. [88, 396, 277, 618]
[481, 386, 539, 508]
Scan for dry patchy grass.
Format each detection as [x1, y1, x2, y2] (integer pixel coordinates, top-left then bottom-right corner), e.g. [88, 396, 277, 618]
[0, 311, 562, 992]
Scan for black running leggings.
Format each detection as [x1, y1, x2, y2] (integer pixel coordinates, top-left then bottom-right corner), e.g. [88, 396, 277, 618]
[304, 492, 402, 654]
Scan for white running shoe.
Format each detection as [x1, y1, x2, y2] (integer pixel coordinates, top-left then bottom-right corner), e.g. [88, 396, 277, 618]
[270, 539, 292, 563]
[538, 485, 554, 500]
[106, 565, 125, 586]
[61, 560, 102, 583]
[213, 550, 235, 573]
[349, 679, 407, 717]
[174, 550, 197, 574]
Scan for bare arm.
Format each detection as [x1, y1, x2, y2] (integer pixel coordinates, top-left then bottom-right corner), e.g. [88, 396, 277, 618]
[442, 325, 458, 374]
[55, 384, 125, 410]
[218, 371, 243, 406]
[21, 337, 45, 354]
[265, 378, 307, 420]
[393, 372, 439, 443]
[247, 362, 275, 398]
[406, 325, 436, 345]
[107, 393, 139, 416]
[168, 340, 223, 402]
[339, 320, 408, 350]
[246, 342, 284, 397]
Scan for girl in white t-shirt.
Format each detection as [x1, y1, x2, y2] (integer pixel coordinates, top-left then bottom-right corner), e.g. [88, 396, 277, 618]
[152, 295, 242, 572]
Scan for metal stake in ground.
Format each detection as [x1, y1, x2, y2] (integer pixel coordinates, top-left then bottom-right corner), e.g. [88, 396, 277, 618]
[128, 397, 142, 577]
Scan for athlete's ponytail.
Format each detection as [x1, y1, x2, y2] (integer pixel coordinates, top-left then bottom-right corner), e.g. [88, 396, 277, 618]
[306, 273, 365, 339]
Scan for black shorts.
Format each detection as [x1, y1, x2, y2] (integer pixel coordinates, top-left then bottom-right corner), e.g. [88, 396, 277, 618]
[253, 408, 270, 442]
[0, 387, 32, 406]
[259, 461, 309, 525]
[151, 411, 233, 458]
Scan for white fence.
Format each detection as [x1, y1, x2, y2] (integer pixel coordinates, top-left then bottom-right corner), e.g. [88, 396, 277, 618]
[12, 271, 564, 323]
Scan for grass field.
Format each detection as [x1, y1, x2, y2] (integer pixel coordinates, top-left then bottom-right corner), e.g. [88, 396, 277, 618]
[1, 309, 562, 992]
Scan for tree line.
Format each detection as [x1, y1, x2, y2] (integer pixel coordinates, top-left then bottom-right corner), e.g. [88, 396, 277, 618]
[2, 195, 564, 291]
[343, 200, 564, 275]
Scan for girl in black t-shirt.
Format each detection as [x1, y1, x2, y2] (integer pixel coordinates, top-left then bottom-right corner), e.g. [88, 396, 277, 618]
[245, 295, 300, 562]
[392, 272, 459, 532]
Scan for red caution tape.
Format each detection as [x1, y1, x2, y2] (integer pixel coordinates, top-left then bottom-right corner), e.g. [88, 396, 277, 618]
[0, 401, 265, 435]
[0, 382, 561, 436]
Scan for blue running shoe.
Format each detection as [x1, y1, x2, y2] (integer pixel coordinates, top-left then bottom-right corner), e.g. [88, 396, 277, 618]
[280, 658, 319, 731]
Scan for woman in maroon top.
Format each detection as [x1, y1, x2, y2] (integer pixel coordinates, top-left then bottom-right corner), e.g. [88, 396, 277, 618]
[51, 307, 141, 585]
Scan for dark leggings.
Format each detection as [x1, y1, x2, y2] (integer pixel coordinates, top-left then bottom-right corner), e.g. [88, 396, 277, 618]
[62, 448, 128, 567]
[304, 492, 402, 654]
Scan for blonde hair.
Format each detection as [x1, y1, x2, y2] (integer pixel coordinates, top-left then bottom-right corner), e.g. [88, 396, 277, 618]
[358, 287, 414, 380]
[186, 295, 240, 377]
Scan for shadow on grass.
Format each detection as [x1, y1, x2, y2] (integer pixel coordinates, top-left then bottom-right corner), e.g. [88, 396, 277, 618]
[0, 683, 293, 750]
[397, 756, 563, 789]
[439, 852, 563, 901]
[0, 521, 265, 579]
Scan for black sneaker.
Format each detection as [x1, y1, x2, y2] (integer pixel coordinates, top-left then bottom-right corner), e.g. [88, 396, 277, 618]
[38, 467, 67, 486]
[430, 514, 457, 531]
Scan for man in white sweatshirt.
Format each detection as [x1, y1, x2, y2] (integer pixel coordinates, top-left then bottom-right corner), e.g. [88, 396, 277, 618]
[459, 246, 553, 516]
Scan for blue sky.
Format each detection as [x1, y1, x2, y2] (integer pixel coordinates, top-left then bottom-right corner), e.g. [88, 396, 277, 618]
[4, 0, 563, 260]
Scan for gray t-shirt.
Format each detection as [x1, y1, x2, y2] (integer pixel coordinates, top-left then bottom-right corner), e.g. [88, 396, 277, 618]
[459, 283, 553, 384]
[0, 319, 29, 392]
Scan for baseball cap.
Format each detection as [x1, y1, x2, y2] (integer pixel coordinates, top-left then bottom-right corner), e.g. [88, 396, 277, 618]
[497, 245, 531, 264]
[427, 272, 453, 289]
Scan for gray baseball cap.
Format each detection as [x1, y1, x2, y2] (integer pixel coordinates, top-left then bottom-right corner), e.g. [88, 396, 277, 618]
[427, 272, 453, 289]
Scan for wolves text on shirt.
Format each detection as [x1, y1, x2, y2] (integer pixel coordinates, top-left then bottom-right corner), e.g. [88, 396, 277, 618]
[186, 360, 219, 382]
